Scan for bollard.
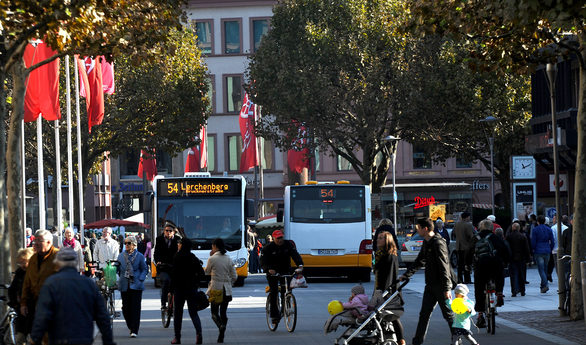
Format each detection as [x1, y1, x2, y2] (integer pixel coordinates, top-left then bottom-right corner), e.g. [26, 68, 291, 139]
[581, 261, 586, 326]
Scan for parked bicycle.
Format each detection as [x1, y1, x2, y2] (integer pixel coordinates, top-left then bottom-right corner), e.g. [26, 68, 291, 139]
[88, 260, 120, 328]
[559, 255, 572, 315]
[265, 274, 297, 332]
[484, 279, 497, 335]
[0, 284, 17, 345]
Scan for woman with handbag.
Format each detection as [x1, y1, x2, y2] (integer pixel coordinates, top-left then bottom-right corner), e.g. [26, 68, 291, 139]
[374, 231, 406, 345]
[117, 236, 148, 338]
[170, 237, 205, 344]
[205, 238, 237, 343]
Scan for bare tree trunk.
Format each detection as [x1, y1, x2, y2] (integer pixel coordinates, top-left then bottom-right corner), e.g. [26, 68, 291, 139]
[570, 32, 586, 321]
[7, 60, 26, 272]
[0, 68, 9, 284]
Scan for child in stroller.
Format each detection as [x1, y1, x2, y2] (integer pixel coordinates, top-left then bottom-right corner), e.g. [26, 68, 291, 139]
[324, 280, 408, 345]
[324, 285, 369, 330]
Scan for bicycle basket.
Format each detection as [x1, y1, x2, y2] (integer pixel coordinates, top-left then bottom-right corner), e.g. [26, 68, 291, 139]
[103, 263, 117, 288]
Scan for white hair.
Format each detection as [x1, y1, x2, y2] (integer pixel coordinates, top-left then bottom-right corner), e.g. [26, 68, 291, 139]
[34, 229, 53, 242]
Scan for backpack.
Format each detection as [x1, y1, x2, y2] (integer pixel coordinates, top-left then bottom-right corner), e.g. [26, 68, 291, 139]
[474, 233, 496, 261]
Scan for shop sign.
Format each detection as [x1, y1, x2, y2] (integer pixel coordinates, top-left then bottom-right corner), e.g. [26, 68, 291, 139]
[471, 180, 489, 191]
[112, 183, 144, 193]
[414, 196, 436, 209]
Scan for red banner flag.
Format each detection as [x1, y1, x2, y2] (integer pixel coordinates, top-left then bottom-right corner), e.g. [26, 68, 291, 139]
[185, 126, 207, 172]
[78, 56, 104, 132]
[287, 123, 310, 173]
[101, 59, 115, 95]
[138, 149, 157, 181]
[24, 41, 61, 122]
[239, 93, 259, 172]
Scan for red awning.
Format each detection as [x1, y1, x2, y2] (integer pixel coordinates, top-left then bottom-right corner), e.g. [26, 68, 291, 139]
[84, 219, 150, 229]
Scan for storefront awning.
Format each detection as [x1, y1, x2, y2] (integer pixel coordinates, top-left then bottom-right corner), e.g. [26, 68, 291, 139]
[472, 203, 495, 209]
[382, 182, 471, 189]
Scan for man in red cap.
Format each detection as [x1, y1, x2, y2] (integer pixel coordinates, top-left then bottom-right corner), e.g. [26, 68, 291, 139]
[260, 229, 303, 325]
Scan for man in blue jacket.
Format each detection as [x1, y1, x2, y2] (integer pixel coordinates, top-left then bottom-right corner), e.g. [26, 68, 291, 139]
[29, 247, 115, 345]
[531, 215, 555, 293]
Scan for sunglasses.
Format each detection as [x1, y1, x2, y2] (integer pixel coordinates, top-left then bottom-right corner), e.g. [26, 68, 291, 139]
[124, 242, 133, 245]
[164, 229, 174, 233]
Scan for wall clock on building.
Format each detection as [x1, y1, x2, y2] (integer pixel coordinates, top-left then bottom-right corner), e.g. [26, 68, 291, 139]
[512, 156, 536, 179]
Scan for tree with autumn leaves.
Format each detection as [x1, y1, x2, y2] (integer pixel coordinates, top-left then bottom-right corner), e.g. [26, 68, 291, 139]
[402, 0, 585, 320]
[0, 1, 208, 284]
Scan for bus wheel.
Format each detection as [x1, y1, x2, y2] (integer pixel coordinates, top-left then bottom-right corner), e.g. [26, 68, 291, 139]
[234, 276, 245, 287]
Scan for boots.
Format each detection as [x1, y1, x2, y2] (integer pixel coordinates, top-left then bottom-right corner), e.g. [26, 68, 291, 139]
[196, 334, 202, 344]
[218, 318, 228, 343]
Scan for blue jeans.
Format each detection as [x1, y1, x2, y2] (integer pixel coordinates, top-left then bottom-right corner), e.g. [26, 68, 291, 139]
[534, 253, 550, 289]
[509, 261, 525, 295]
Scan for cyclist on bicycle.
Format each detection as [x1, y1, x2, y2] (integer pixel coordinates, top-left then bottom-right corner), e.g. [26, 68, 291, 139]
[154, 220, 181, 310]
[473, 219, 510, 328]
[260, 229, 303, 326]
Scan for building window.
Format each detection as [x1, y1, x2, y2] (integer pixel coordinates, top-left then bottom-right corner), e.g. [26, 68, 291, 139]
[260, 138, 273, 169]
[413, 145, 431, 169]
[207, 134, 216, 171]
[156, 150, 173, 175]
[119, 150, 140, 179]
[337, 155, 353, 171]
[314, 148, 320, 172]
[224, 75, 243, 113]
[194, 20, 213, 54]
[222, 19, 241, 54]
[251, 18, 269, 52]
[456, 156, 473, 168]
[227, 135, 243, 171]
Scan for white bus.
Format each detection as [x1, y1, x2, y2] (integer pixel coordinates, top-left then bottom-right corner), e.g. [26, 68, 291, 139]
[150, 173, 254, 286]
[283, 182, 372, 281]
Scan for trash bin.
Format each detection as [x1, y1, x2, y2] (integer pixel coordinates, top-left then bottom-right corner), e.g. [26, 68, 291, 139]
[581, 261, 586, 326]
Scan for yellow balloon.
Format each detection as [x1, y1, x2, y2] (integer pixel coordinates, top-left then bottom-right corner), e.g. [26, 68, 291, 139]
[451, 297, 468, 314]
[328, 300, 344, 315]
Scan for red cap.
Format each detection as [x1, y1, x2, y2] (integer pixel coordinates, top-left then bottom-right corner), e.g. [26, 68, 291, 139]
[272, 230, 284, 239]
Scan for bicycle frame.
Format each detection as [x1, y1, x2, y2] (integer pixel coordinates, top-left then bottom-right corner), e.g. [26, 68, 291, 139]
[1, 292, 18, 345]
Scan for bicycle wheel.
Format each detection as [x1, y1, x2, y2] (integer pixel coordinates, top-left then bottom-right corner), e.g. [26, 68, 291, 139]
[489, 307, 496, 335]
[162, 294, 173, 328]
[265, 295, 279, 331]
[108, 293, 116, 329]
[2, 318, 17, 345]
[284, 293, 297, 332]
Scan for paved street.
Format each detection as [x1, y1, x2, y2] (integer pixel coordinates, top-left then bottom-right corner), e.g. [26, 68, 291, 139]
[96, 267, 579, 345]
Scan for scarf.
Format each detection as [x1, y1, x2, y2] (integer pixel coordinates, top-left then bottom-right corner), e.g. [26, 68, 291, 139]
[124, 250, 137, 280]
[63, 238, 76, 248]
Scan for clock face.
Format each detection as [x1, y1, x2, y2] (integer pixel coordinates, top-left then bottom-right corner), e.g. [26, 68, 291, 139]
[512, 156, 535, 179]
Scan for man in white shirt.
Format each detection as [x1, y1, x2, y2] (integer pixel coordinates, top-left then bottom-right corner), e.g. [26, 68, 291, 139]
[93, 227, 120, 267]
[548, 214, 568, 281]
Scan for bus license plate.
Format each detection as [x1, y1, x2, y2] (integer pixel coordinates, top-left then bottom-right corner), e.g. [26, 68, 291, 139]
[318, 249, 338, 255]
[411, 246, 421, 251]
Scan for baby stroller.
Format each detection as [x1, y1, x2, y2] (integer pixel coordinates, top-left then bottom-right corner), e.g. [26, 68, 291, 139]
[326, 279, 408, 345]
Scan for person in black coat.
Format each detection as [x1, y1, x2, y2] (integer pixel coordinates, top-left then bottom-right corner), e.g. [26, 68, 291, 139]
[170, 237, 204, 344]
[506, 222, 530, 297]
[154, 220, 181, 309]
[372, 218, 398, 253]
[435, 219, 451, 246]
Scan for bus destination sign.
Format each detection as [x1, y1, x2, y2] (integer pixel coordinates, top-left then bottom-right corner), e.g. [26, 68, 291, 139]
[158, 179, 241, 197]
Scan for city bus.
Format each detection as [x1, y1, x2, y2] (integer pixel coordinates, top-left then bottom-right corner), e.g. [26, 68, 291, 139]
[283, 181, 372, 281]
[150, 173, 254, 286]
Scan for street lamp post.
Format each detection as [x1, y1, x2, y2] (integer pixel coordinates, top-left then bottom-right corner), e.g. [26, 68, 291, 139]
[480, 116, 497, 215]
[546, 62, 566, 317]
[384, 135, 400, 234]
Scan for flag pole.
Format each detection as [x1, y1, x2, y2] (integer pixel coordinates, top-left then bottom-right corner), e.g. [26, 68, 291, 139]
[37, 116, 45, 230]
[74, 56, 85, 244]
[257, 105, 264, 218]
[21, 120, 26, 241]
[65, 55, 74, 229]
[55, 119, 62, 239]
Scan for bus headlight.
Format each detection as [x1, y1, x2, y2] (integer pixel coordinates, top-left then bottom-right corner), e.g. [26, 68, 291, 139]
[233, 258, 247, 268]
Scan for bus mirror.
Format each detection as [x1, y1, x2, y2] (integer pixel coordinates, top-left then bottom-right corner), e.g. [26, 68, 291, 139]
[245, 199, 255, 218]
[143, 192, 153, 212]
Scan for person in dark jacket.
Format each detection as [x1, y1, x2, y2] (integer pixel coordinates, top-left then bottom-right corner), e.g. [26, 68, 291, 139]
[473, 219, 510, 327]
[260, 229, 303, 325]
[117, 236, 147, 338]
[372, 218, 398, 253]
[29, 248, 115, 345]
[401, 218, 454, 345]
[8, 248, 34, 344]
[506, 222, 530, 297]
[154, 220, 181, 309]
[374, 231, 405, 345]
[531, 215, 554, 293]
[170, 237, 204, 344]
[435, 219, 451, 246]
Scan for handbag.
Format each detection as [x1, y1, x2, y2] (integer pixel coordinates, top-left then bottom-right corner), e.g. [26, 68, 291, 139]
[195, 290, 209, 311]
[208, 289, 223, 304]
[289, 273, 308, 288]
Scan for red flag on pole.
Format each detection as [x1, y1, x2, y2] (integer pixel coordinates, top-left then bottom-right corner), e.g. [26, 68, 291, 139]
[185, 126, 207, 172]
[78, 56, 104, 132]
[101, 59, 115, 95]
[287, 122, 310, 173]
[24, 41, 61, 122]
[239, 93, 259, 172]
[138, 149, 157, 181]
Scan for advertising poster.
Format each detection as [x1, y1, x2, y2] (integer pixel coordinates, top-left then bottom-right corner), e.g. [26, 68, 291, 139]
[429, 204, 446, 221]
[513, 183, 536, 221]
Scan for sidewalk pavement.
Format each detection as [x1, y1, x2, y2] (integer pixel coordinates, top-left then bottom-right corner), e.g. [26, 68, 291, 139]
[405, 265, 585, 345]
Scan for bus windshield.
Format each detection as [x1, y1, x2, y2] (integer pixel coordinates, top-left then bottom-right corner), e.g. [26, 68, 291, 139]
[291, 186, 365, 223]
[157, 197, 243, 250]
